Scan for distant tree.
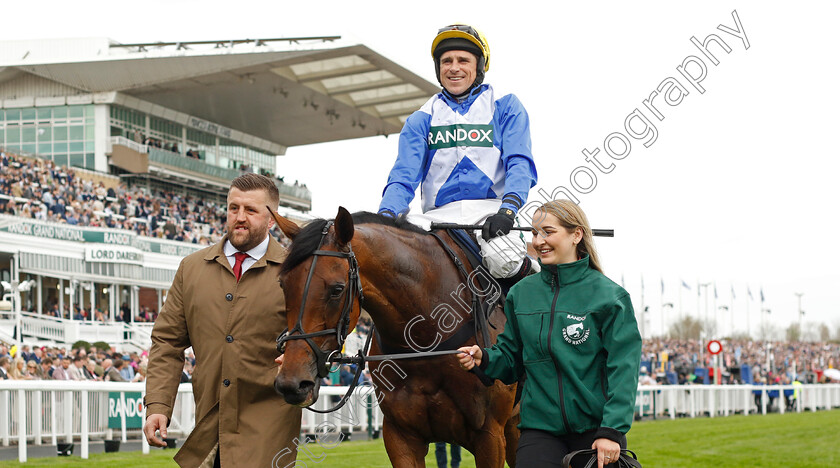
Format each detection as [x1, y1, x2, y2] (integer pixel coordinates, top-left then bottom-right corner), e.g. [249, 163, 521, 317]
[785, 323, 801, 342]
[757, 323, 779, 341]
[729, 331, 752, 341]
[818, 323, 830, 342]
[669, 316, 703, 340]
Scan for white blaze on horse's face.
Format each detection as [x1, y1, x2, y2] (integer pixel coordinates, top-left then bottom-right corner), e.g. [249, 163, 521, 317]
[531, 211, 581, 266]
[225, 187, 275, 251]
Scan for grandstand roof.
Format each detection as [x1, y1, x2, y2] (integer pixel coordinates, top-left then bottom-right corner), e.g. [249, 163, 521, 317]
[0, 37, 440, 150]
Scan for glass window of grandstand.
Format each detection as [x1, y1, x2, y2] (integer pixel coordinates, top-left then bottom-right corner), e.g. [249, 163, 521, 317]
[0, 105, 95, 169]
[109, 106, 146, 143]
[149, 116, 183, 154]
[186, 128, 215, 163]
[219, 138, 275, 178]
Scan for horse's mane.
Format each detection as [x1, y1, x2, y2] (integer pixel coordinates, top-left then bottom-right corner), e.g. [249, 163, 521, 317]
[280, 211, 428, 274]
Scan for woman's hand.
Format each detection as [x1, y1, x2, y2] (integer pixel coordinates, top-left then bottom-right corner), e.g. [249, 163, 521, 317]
[457, 345, 482, 370]
[592, 437, 620, 468]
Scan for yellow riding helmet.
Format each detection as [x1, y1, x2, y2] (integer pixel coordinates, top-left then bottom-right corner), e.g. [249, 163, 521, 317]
[431, 24, 490, 72]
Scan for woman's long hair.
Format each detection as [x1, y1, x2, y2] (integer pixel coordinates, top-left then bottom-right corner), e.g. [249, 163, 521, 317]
[536, 200, 604, 273]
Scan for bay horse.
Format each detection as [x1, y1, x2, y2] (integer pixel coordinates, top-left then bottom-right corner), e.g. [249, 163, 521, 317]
[271, 206, 519, 468]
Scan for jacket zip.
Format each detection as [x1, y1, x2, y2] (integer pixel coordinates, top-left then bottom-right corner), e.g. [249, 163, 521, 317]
[547, 284, 572, 434]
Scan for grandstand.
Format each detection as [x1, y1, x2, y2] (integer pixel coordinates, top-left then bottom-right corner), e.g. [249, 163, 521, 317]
[0, 36, 439, 350]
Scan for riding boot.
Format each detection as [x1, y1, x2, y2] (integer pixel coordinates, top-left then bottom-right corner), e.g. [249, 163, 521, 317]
[497, 256, 538, 294]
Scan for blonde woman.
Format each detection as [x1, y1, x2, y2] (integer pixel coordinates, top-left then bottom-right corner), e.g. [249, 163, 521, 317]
[11, 357, 33, 380]
[459, 200, 642, 468]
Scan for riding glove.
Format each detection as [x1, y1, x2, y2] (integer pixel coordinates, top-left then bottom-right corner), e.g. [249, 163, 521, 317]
[482, 208, 515, 241]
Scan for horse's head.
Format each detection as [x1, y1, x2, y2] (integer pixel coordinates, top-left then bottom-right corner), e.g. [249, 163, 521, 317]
[270, 206, 363, 407]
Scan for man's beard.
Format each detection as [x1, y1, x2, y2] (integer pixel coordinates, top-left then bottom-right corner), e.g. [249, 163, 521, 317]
[229, 224, 267, 251]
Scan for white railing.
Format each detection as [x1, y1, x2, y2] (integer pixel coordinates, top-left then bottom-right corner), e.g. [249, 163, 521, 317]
[1, 381, 836, 463]
[15, 313, 153, 351]
[0, 381, 384, 463]
[108, 136, 149, 154]
[21, 314, 68, 343]
[634, 383, 840, 419]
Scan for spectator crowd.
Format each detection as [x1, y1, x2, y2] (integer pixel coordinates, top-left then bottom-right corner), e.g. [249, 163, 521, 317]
[640, 338, 840, 386]
[0, 342, 185, 383]
[1, 150, 229, 245]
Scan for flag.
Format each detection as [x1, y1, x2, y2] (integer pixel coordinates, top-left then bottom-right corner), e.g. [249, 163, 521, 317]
[801, 310, 806, 316]
[681, 280, 691, 290]
[748, 287, 753, 300]
[661, 277, 665, 295]
[760, 287, 765, 302]
[731, 285, 736, 299]
[621, 274, 625, 288]
[714, 284, 718, 299]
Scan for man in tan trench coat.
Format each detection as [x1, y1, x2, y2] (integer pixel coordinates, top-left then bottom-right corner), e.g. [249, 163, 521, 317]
[144, 173, 301, 467]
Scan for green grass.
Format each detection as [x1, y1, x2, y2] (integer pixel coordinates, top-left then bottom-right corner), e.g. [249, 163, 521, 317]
[1, 410, 837, 467]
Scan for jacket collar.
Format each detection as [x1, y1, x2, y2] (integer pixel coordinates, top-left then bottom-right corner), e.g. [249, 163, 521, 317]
[441, 83, 489, 106]
[204, 235, 285, 267]
[539, 255, 591, 288]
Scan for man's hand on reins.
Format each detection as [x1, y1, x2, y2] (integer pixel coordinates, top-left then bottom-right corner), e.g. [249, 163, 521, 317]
[482, 209, 515, 241]
[457, 345, 483, 370]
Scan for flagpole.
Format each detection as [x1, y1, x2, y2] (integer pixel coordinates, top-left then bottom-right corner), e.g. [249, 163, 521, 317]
[730, 285, 734, 337]
[713, 282, 717, 337]
[640, 274, 645, 341]
[760, 286, 765, 335]
[660, 277, 664, 338]
[746, 286, 751, 339]
[679, 284, 683, 320]
[696, 279, 701, 325]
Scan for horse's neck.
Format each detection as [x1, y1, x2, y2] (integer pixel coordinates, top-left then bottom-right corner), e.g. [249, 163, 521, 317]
[354, 227, 464, 345]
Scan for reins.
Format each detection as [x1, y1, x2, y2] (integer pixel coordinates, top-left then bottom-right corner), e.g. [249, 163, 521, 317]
[277, 220, 495, 413]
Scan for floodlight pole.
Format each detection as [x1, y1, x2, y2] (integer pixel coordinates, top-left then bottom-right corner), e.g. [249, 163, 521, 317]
[794, 292, 804, 340]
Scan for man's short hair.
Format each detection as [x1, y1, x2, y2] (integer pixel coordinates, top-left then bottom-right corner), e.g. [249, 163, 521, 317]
[0, 357, 8, 367]
[230, 173, 280, 209]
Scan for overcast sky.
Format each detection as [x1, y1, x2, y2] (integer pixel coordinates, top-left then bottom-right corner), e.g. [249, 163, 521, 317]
[6, 1, 839, 338]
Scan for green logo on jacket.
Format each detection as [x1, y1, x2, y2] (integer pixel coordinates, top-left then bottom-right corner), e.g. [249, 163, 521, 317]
[428, 124, 494, 149]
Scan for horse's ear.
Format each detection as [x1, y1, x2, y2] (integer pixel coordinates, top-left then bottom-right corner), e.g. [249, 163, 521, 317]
[334, 206, 354, 246]
[267, 206, 300, 240]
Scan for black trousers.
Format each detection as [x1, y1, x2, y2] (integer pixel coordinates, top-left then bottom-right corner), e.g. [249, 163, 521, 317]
[516, 428, 627, 468]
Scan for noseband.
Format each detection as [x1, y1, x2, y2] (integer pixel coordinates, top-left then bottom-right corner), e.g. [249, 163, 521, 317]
[276, 220, 365, 388]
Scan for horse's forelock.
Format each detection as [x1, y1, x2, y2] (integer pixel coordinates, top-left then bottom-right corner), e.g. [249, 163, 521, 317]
[280, 218, 329, 275]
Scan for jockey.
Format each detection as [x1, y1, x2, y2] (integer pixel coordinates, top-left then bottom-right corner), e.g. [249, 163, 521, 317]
[378, 24, 539, 283]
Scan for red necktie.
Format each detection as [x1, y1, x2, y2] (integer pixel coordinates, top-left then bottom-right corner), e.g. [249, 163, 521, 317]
[233, 252, 249, 282]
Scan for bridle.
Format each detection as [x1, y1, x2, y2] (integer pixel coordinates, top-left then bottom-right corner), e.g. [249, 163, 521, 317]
[275, 220, 367, 413]
[275, 220, 494, 413]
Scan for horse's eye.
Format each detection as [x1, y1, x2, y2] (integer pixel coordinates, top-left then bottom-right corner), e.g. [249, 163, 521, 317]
[329, 284, 345, 298]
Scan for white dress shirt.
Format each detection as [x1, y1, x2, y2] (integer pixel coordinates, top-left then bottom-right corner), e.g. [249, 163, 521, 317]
[223, 236, 269, 276]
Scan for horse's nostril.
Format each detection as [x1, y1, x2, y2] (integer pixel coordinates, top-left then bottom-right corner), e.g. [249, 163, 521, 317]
[299, 380, 315, 394]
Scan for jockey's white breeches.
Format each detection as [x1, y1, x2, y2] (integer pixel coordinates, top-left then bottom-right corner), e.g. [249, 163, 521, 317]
[406, 199, 528, 278]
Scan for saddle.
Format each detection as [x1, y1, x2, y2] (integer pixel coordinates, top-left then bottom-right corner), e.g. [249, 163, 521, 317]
[370, 228, 501, 386]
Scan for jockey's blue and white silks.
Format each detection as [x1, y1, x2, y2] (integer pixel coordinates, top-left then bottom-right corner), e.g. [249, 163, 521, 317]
[379, 84, 537, 217]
